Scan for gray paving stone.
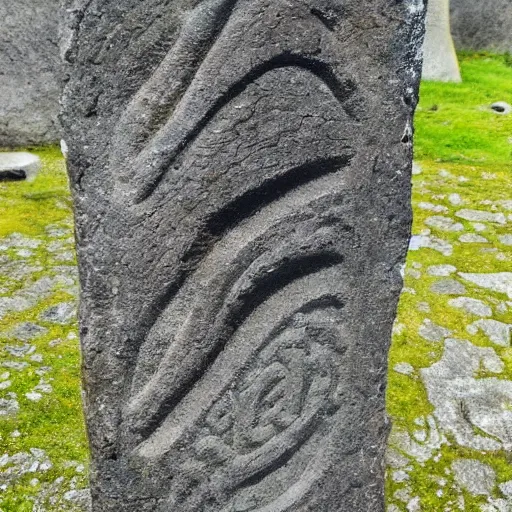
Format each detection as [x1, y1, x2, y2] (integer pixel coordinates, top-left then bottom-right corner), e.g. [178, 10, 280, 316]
[452, 459, 495, 496]
[455, 209, 507, 225]
[430, 279, 467, 295]
[459, 273, 512, 299]
[418, 319, 452, 342]
[468, 319, 511, 347]
[448, 297, 492, 317]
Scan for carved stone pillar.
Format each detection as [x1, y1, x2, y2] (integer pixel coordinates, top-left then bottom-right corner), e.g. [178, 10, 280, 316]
[61, 1, 425, 510]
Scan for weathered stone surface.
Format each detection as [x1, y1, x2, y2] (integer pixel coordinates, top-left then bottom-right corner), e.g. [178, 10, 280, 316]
[61, 2, 425, 510]
[450, 0, 512, 53]
[0, 153, 41, 181]
[0, 0, 61, 146]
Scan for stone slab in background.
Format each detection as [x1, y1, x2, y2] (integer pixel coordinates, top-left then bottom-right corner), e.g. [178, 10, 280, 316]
[0, 0, 61, 147]
[451, 0, 512, 53]
[422, 0, 461, 82]
[0, 153, 41, 181]
[61, 1, 426, 510]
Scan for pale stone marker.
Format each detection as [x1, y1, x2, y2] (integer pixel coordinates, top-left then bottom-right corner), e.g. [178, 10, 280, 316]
[422, 0, 462, 82]
[61, 1, 426, 510]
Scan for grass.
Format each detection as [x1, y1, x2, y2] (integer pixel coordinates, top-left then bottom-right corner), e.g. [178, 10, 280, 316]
[387, 53, 512, 510]
[0, 147, 88, 511]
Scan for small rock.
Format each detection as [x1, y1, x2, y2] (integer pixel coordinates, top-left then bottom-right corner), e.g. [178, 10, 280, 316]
[417, 302, 431, 313]
[2, 361, 29, 371]
[16, 249, 33, 258]
[499, 235, 512, 246]
[438, 169, 452, 178]
[430, 279, 466, 295]
[491, 101, 511, 114]
[25, 392, 43, 402]
[30, 354, 43, 363]
[34, 379, 53, 394]
[406, 268, 421, 279]
[418, 319, 452, 342]
[409, 235, 453, 256]
[406, 496, 421, 512]
[499, 480, 512, 497]
[452, 459, 496, 496]
[468, 319, 511, 347]
[472, 223, 487, 232]
[448, 297, 492, 317]
[427, 264, 457, 277]
[40, 302, 76, 324]
[448, 193, 463, 205]
[0, 380, 11, 390]
[418, 202, 449, 213]
[459, 233, 489, 243]
[455, 209, 506, 225]
[0, 153, 41, 181]
[425, 216, 464, 232]
[393, 470, 410, 482]
[0, 398, 19, 417]
[4, 344, 35, 357]
[394, 362, 415, 375]
[412, 162, 422, 175]
[8, 322, 48, 341]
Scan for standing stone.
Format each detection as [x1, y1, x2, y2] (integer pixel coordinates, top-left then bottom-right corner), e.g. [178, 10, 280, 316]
[0, 0, 61, 146]
[450, 0, 512, 53]
[61, 1, 425, 510]
[422, 0, 462, 82]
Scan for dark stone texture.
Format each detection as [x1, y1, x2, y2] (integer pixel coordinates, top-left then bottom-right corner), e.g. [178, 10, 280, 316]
[0, 0, 61, 147]
[61, 1, 425, 510]
[450, 0, 512, 52]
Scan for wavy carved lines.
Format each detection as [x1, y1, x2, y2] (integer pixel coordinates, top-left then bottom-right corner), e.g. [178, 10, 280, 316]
[125, 157, 353, 442]
[111, 0, 239, 173]
[130, 54, 357, 203]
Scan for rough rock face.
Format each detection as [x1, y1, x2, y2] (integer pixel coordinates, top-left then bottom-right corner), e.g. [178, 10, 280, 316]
[451, 0, 512, 52]
[0, 0, 61, 147]
[61, 1, 425, 510]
